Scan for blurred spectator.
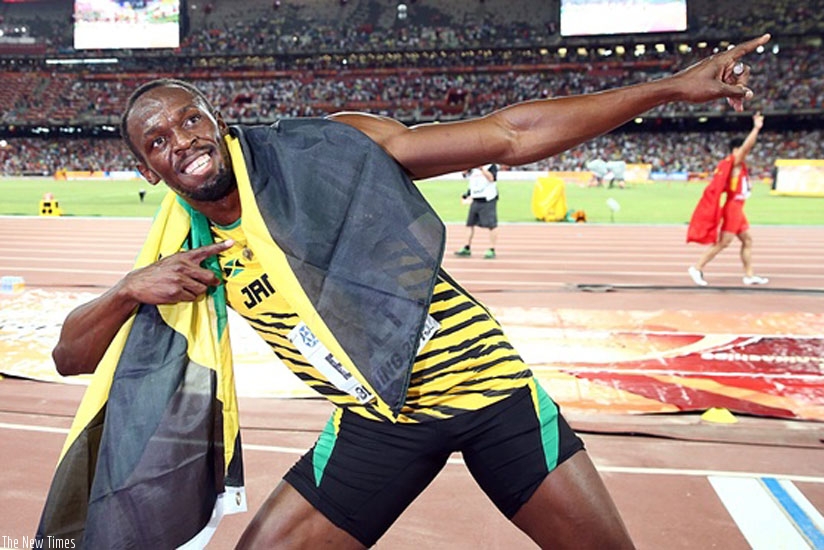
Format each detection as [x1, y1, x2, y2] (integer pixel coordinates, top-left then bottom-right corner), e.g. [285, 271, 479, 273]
[0, 138, 131, 175]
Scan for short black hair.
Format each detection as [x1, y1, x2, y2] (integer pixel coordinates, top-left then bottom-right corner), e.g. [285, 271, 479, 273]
[728, 138, 744, 152]
[120, 78, 215, 160]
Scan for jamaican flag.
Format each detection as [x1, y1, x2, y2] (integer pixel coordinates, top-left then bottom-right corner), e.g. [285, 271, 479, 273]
[36, 195, 245, 549]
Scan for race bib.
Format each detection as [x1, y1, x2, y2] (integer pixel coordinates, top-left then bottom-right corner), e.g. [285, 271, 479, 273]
[287, 315, 440, 404]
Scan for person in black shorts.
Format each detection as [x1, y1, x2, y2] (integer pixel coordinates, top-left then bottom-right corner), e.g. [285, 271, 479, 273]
[48, 34, 768, 550]
[455, 163, 499, 259]
[283, 383, 584, 547]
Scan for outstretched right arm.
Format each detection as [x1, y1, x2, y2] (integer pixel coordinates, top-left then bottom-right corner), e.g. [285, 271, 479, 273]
[331, 34, 770, 179]
[733, 112, 764, 165]
[52, 240, 232, 376]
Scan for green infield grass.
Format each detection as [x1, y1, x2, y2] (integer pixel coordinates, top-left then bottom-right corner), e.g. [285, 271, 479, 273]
[1, 176, 821, 225]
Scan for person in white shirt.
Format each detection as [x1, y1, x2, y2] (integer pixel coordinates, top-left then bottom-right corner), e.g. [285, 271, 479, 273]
[455, 164, 499, 259]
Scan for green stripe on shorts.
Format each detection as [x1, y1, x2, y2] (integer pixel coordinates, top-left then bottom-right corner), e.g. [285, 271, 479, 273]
[313, 410, 341, 486]
[534, 380, 560, 471]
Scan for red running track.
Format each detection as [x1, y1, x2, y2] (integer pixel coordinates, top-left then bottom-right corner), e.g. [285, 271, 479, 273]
[1, 217, 823, 549]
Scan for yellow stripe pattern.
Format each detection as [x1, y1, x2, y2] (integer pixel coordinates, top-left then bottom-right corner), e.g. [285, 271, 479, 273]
[213, 219, 531, 423]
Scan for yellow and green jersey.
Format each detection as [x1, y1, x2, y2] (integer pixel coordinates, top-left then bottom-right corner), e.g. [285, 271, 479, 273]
[212, 220, 532, 423]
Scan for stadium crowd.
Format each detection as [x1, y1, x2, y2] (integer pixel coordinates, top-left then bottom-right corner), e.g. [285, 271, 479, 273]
[2, 128, 819, 178]
[2, 0, 823, 56]
[0, 0, 821, 178]
[2, 42, 822, 125]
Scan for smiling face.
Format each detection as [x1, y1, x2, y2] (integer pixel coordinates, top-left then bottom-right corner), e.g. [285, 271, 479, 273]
[126, 84, 236, 203]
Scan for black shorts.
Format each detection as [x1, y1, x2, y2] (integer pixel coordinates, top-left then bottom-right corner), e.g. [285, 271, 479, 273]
[283, 382, 584, 546]
[466, 197, 498, 228]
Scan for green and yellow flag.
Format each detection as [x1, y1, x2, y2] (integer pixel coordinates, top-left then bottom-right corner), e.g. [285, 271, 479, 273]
[36, 194, 245, 549]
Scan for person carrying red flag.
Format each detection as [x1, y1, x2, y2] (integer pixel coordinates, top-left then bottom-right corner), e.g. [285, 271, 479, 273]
[687, 112, 768, 286]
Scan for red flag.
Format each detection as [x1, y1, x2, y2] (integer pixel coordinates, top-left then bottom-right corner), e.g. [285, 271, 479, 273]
[686, 156, 734, 244]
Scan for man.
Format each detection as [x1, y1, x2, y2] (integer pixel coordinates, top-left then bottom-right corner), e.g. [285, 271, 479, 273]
[586, 158, 608, 187]
[43, 34, 768, 549]
[455, 163, 499, 259]
[687, 112, 768, 286]
[605, 159, 627, 189]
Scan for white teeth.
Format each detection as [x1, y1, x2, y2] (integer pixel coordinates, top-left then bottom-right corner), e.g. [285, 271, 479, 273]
[184, 153, 210, 175]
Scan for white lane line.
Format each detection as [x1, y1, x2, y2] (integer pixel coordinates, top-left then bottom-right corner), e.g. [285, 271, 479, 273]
[763, 478, 824, 549]
[604, 466, 824, 485]
[243, 443, 308, 455]
[0, 266, 127, 274]
[445, 269, 824, 280]
[709, 476, 815, 550]
[0, 422, 69, 434]
[778, 479, 824, 534]
[533, 368, 824, 381]
[4, 420, 823, 484]
[0, 256, 132, 264]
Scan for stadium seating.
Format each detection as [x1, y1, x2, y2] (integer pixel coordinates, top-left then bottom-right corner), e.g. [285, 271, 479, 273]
[0, 0, 821, 176]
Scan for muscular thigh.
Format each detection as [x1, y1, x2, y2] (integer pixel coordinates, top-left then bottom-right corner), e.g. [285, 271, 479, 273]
[455, 382, 584, 518]
[283, 409, 452, 547]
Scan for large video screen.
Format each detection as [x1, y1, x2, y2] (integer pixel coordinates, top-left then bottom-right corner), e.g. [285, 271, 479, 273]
[560, 0, 687, 37]
[74, 0, 181, 50]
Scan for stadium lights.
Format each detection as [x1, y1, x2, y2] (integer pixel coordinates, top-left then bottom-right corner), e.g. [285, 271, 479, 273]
[615, 45, 625, 55]
[655, 43, 666, 53]
[557, 47, 567, 57]
[45, 58, 119, 65]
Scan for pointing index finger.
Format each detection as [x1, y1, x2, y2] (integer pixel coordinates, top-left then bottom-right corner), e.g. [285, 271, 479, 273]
[187, 239, 235, 262]
[727, 33, 771, 61]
